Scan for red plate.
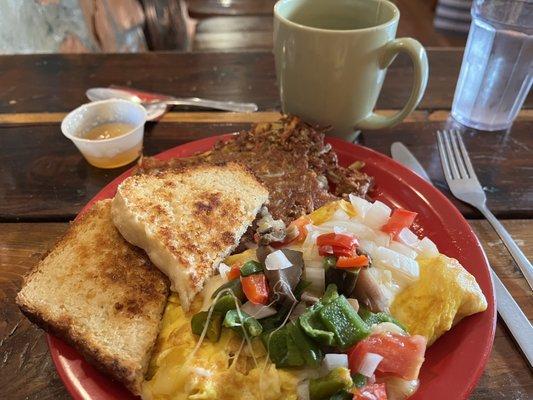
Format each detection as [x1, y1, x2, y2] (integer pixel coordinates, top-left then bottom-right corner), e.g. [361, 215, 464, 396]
[47, 135, 496, 400]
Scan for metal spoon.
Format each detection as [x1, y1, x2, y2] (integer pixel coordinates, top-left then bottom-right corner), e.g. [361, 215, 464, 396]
[86, 87, 258, 120]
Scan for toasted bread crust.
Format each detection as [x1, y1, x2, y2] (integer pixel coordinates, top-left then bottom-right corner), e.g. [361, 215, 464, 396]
[17, 302, 143, 394]
[16, 200, 170, 395]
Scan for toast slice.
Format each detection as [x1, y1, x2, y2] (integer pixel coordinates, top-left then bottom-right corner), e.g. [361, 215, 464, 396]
[16, 200, 169, 395]
[111, 162, 269, 310]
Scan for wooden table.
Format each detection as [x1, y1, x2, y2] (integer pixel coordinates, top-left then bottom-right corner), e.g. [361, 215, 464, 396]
[0, 50, 531, 399]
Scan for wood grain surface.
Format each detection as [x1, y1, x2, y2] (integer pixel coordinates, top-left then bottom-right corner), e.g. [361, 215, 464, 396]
[1, 220, 531, 400]
[1, 50, 531, 114]
[190, 0, 467, 51]
[1, 119, 532, 221]
[1, 49, 532, 399]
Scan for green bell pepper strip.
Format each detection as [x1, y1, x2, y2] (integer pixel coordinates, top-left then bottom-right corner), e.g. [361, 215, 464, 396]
[299, 303, 337, 346]
[322, 283, 340, 304]
[309, 367, 353, 400]
[319, 295, 370, 349]
[262, 326, 305, 368]
[358, 307, 406, 331]
[286, 321, 323, 367]
[260, 301, 291, 332]
[223, 309, 263, 338]
[211, 279, 245, 302]
[190, 311, 223, 342]
[213, 293, 239, 315]
[240, 260, 264, 277]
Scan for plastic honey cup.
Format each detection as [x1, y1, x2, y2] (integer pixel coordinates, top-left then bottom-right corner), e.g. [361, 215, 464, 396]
[61, 99, 147, 169]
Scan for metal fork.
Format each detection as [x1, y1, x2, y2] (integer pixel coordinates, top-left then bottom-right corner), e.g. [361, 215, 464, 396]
[437, 129, 533, 290]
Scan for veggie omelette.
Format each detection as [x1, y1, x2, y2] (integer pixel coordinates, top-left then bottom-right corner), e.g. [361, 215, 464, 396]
[142, 198, 487, 400]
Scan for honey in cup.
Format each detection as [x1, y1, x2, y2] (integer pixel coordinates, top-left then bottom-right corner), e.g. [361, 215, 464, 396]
[61, 100, 147, 169]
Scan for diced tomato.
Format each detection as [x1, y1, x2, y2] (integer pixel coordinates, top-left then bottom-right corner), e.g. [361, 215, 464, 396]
[381, 209, 418, 239]
[241, 274, 269, 305]
[348, 333, 426, 380]
[336, 255, 369, 268]
[318, 244, 356, 258]
[317, 233, 359, 250]
[353, 383, 388, 400]
[227, 264, 242, 280]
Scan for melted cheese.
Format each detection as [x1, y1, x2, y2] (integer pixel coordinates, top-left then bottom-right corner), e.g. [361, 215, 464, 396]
[142, 294, 298, 400]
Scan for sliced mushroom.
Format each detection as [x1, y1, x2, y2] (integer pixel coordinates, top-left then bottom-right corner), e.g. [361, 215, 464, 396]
[257, 246, 303, 305]
[353, 268, 391, 313]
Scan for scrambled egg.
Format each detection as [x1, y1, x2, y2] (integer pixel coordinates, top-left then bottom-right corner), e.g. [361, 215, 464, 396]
[390, 255, 487, 346]
[142, 293, 298, 400]
[308, 199, 357, 224]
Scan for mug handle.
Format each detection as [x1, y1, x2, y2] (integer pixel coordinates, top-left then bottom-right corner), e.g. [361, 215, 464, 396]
[358, 38, 429, 129]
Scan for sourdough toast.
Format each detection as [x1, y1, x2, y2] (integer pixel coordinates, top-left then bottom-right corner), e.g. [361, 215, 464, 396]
[16, 200, 169, 395]
[112, 162, 269, 310]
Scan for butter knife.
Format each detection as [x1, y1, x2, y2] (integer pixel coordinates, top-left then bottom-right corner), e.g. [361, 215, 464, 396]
[391, 142, 533, 367]
[390, 142, 431, 182]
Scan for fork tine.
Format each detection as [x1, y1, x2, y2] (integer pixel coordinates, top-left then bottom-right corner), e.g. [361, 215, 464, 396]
[440, 130, 461, 179]
[456, 130, 480, 181]
[437, 130, 454, 180]
[449, 129, 469, 179]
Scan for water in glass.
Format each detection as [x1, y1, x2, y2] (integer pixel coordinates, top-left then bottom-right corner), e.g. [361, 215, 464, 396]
[451, 0, 532, 131]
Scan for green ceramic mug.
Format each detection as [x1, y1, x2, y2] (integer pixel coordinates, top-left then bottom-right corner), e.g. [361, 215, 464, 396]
[274, 0, 429, 139]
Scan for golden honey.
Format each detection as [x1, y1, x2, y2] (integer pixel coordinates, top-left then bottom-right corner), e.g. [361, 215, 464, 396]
[83, 122, 134, 140]
[79, 122, 141, 168]
[83, 144, 142, 169]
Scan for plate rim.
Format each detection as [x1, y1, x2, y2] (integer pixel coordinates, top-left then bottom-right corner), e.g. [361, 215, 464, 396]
[46, 135, 496, 400]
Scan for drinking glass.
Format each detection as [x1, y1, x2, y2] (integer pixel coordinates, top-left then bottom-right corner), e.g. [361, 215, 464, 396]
[451, 0, 532, 131]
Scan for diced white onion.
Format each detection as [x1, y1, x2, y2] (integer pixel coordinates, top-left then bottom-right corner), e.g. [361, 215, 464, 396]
[241, 302, 277, 319]
[297, 380, 310, 400]
[349, 194, 372, 219]
[323, 353, 349, 372]
[373, 230, 391, 247]
[347, 298, 359, 312]
[389, 241, 418, 259]
[371, 322, 406, 336]
[302, 229, 322, 262]
[304, 259, 324, 269]
[304, 267, 325, 294]
[320, 220, 375, 240]
[397, 228, 420, 247]
[358, 352, 384, 377]
[364, 201, 392, 229]
[332, 208, 350, 221]
[382, 377, 420, 400]
[218, 262, 231, 281]
[333, 225, 347, 234]
[416, 237, 439, 258]
[374, 247, 419, 281]
[265, 250, 293, 270]
[358, 239, 377, 256]
[301, 291, 320, 305]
